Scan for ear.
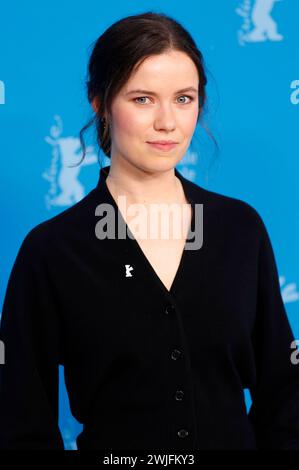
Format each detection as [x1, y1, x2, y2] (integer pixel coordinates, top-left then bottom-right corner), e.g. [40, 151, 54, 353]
[91, 97, 99, 113]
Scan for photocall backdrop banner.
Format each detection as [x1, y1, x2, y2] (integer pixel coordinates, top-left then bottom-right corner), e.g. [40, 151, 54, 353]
[0, 0, 298, 449]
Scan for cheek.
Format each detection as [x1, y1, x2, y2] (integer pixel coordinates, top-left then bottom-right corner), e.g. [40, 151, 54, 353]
[112, 106, 145, 139]
[180, 114, 198, 137]
[189, 107, 199, 131]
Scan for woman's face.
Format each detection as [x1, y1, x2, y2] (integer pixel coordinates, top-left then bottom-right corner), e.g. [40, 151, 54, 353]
[96, 50, 200, 173]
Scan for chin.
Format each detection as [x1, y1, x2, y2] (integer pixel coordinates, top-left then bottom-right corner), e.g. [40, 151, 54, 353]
[140, 159, 177, 174]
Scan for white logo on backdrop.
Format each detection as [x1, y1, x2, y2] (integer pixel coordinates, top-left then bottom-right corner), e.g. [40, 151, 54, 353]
[236, 0, 284, 46]
[0, 80, 5, 104]
[43, 115, 98, 209]
[290, 80, 299, 105]
[280, 276, 299, 304]
[177, 150, 198, 182]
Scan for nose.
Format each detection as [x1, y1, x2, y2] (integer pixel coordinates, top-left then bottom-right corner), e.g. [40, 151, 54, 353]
[153, 104, 176, 131]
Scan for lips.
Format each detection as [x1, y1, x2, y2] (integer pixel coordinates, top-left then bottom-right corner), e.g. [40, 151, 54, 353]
[147, 142, 178, 151]
[148, 141, 177, 144]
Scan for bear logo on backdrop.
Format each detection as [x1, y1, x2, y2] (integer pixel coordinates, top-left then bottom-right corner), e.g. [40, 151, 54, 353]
[42, 115, 99, 209]
[236, 0, 284, 46]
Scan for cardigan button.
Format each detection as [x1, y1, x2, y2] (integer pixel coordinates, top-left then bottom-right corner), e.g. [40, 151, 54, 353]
[177, 429, 189, 438]
[171, 349, 182, 360]
[174, 390, 184, 401]
[165, 304, 175, 314]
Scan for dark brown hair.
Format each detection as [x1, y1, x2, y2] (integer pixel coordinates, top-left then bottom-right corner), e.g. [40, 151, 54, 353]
[77, 11, 218, 166]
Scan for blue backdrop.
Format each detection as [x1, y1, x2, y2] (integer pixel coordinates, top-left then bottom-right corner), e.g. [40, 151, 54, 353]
[0, 0, 298, 449]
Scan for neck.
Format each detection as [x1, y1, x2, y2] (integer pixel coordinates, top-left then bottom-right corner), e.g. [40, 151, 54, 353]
[105, 159, 186, 206]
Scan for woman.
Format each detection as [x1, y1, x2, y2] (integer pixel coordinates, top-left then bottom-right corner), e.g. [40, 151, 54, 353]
[0, 11, 299, 451]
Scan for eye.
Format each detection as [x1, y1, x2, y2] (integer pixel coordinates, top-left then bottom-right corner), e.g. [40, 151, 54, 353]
[177, 95, 194, 104]
[134, 96, 150, 104]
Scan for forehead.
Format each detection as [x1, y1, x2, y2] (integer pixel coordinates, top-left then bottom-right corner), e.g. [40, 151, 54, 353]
[124, 51, 199, 91]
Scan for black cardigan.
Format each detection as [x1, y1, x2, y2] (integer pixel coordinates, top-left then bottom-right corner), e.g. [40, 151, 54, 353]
[0, 164, 299, 450]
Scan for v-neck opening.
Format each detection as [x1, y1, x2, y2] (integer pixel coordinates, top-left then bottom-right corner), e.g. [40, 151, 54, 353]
[126, 199, 195, 297]
[98, 165, 195, 298]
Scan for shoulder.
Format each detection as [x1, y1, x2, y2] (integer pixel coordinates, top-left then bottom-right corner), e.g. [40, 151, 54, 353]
[185, 177, 265, 226]
[17, 189, 97, 260]
[184, 178, 266, 240]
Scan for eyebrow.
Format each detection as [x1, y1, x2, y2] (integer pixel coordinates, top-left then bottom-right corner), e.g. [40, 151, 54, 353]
[125, 86, 198, 96]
